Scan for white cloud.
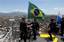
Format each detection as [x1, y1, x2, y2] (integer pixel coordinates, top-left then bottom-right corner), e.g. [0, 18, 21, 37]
[0, 9, 28, 13]
[54, 8, 59, 10]
[41, 8, 58, 15]
[54, 8, 64, 15]
[41, 8, 64, 15]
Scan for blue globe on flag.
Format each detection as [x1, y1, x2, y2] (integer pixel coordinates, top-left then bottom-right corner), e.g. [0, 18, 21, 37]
[34, 9, 39, 16]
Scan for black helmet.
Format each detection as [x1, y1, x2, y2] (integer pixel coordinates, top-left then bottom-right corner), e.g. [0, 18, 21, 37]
[50, 19, 54, 22]
[62, 17, 64, 21]
[22, 17, 25, 21]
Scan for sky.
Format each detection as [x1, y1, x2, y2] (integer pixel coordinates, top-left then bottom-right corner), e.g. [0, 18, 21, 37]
[0, 0, 64, 15]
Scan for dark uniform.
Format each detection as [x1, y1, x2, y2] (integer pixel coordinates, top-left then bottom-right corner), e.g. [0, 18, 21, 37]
[48, 19, 57, 40]
[20, 18, 27, 42]
[31, 20, 39, 40]
[61, 17, 64, 36]
[27, 21, 32, 39]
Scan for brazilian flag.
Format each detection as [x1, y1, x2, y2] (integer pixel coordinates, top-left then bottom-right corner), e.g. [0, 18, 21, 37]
[28, 2, 45, 20]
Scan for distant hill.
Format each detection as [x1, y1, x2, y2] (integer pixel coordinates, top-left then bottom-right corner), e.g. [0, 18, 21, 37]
[0, 12, 27, 16]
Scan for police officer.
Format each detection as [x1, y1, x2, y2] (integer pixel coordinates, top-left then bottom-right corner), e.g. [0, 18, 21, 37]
[31, 18, 39, 40]
[20, 17, 27, 42]
[61, 17, 64, 36]
[27, 19, 32, 39]
[48, 19, 57, 40]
